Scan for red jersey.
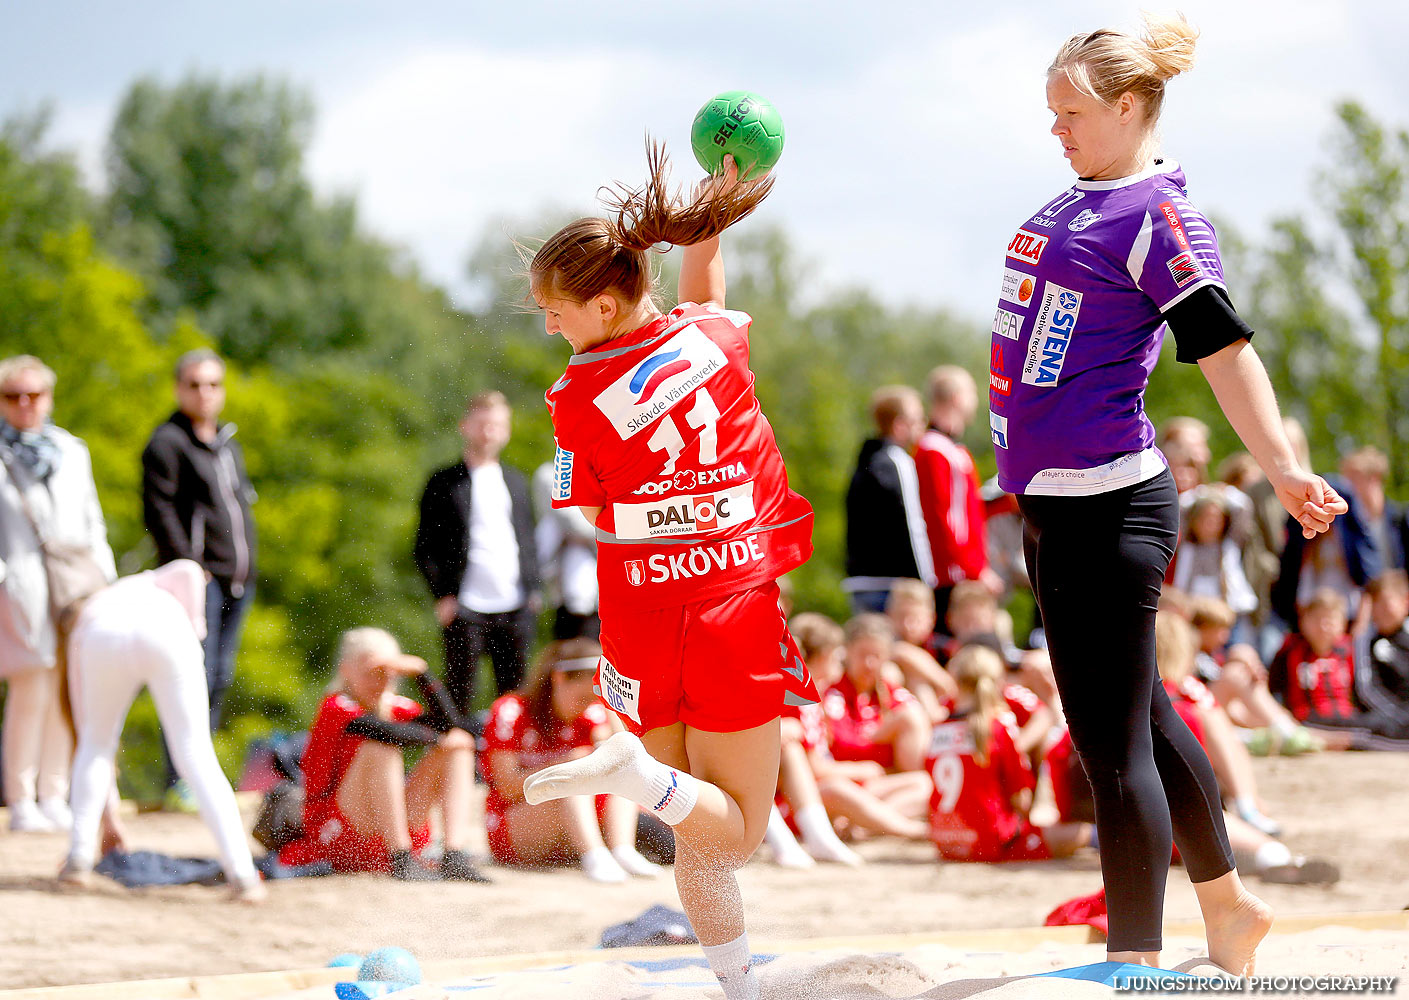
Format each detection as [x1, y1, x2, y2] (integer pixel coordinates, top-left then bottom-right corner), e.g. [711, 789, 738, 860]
[1002, 683, 1043, 728]
[545, 303, 813, 613]
[914, 428, 988, 585]
[1163, 675, 1216, 745]
[822, 674, 915, 765]
[926, 715, 1038, 861]
[1270, 634, 1357, 721]
[281, 693, 424, 865]
[482, 693, 607, 812]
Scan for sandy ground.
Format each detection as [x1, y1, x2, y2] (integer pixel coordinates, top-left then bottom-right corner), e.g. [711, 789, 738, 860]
[0, 751, 1404, 991]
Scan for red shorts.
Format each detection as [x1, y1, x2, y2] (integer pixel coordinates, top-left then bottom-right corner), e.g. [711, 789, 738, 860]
[285, 803, 431, 873]
[597, 582, 819, 735]
[933, 821, 1053, 863]
[485, 793, 609, 867]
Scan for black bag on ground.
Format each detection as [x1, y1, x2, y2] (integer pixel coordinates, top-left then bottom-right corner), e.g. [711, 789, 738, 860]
[252, 780, 304, 851]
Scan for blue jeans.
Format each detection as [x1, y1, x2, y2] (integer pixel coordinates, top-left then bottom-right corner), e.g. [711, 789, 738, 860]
[164, 577, 253, 788]
[203, 576, 254, 732]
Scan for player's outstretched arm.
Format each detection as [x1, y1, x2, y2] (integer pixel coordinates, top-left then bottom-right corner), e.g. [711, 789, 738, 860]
[1197, 338, 1347, 538]
[677, 155, 741, 308]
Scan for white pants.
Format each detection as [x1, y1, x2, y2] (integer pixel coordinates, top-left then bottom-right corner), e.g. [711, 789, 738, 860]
[66, 583, 256, 883]
[2, 666, 73, 806]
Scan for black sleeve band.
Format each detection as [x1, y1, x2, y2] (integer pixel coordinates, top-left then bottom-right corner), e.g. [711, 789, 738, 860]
[345, 716, 440, 749]
[413, 673, 474, 734]
[1164, 284, 1254, 364]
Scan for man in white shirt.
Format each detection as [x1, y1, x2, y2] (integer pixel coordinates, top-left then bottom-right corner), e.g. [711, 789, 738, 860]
[414, 392, 540, 713]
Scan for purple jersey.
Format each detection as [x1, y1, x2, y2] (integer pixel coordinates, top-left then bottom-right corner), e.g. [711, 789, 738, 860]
[988, 161, 1226, 495]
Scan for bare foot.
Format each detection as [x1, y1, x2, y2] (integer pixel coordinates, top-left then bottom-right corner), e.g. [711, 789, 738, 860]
[1204, 889, 1273, 976]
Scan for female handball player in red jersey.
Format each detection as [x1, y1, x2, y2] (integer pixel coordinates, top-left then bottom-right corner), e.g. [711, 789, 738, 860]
[991, 12, 1347, 975]
[522, 150, 815, 1000]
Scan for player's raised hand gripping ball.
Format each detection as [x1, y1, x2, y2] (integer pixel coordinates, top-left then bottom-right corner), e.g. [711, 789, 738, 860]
[691, 91, 784, 179]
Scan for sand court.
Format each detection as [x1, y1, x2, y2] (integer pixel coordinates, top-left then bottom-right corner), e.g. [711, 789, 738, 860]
[0, 752, 1404, 997]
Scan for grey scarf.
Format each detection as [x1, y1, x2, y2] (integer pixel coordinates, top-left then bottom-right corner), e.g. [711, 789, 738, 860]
[0, 419, 62, 482]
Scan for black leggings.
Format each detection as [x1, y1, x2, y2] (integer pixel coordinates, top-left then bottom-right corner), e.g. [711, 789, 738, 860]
[1019, 470, 1234, 952]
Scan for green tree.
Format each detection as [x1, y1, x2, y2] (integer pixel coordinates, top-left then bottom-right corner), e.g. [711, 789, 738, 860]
[1321, 100, 1409, 490]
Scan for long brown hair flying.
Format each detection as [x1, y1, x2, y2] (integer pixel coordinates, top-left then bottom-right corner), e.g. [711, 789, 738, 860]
[530, 139, 774, 306]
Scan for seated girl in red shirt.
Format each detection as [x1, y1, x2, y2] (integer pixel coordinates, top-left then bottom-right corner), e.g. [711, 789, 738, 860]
[279, 628, 488, 881]
[823, 614, 931, 773]
[483, 639, 662, 882]
[928, 645, 1090, 863]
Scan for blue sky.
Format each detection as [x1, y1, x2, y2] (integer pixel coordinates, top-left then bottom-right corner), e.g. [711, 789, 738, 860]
[5, 1, 1408, 324]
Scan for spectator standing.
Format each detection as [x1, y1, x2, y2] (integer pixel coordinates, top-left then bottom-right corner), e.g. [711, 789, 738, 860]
[142, 349, 257, 807]
[414, 391, 540, 715]
[0, 356, 116, 832]
[915, 366, 1000, 625]
[842, 386, 935, 613]
[532, 459, 599, 639]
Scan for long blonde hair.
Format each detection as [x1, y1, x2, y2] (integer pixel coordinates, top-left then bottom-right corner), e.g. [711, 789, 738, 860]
[947, 644, 1007, 767]
[1049, 12, 1198, 125]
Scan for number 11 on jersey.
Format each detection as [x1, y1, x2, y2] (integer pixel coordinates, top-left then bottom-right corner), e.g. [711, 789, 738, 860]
[646, 388, 721, 475]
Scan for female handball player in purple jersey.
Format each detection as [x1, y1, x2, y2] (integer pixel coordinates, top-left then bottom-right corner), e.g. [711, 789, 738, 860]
[986, 12, 1347, 975]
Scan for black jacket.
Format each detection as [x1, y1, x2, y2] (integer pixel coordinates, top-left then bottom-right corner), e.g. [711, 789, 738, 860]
[142, 411, 257, 594]
[413, 460, 540, 605]
[844, 437, 933, 584]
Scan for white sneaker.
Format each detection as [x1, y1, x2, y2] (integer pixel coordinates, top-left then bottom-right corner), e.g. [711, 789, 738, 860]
[38, 798, 73, 831]
[10, 800, 58, 833]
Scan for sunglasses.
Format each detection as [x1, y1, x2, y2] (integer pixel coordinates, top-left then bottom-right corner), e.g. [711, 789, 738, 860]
[1, 390, 47, 403]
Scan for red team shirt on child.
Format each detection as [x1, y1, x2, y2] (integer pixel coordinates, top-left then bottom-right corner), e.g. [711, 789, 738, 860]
[279, 693, 431, 871]
[822, 674, 916, 768]
[481, 693, 608, 865]
[545, 303, 818, 733]
[927, 715, 1050, 862]
[1271, 635, 1358, 722]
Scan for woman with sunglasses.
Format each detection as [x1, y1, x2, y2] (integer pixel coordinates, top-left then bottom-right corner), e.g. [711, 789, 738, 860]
[0, 355, 116, 833]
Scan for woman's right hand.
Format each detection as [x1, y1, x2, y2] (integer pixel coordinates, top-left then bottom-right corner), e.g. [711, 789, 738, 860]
[1269, 468, 1348, 539]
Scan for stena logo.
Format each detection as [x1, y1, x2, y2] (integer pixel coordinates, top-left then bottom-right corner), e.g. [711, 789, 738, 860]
[1006, 228, 1049, 266]
[1068, 209, 1102, 232]
[646, 535, 766, 583]
[999, 268, 1036, 308]
[624, 559, 646, 587]
[594, 326, 728, 441]
[989, 411, 1009, 450]
[614, 482, 756, 539]
[551, 444, 573, 501]
[992, 307, 1024, 341]
[633, 462, 747, 496]
[1022, 283, 1083, 387]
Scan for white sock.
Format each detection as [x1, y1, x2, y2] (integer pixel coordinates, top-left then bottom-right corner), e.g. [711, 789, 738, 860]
[763, 804, 814, 868]
[702, 932, 760, 1000]
[611, 844, 663, 878]
[524, 732, 699, 827]
[1253, 840, 1292, 872]
[795, 804, 863, 866]
[580, 845, 627, 883]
